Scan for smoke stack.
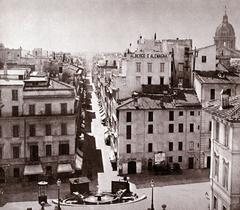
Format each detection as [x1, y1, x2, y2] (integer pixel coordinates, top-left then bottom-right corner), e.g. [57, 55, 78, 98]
[3, 63, 7, 78]
[220, 89, 230, 110]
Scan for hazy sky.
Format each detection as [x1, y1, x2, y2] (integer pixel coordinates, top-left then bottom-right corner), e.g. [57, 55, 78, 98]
[0, 0, 239, 53]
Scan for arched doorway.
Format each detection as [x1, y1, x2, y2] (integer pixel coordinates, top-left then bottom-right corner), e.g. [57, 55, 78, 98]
[0, 168, 5, 183]
[128, 161, 136, 174]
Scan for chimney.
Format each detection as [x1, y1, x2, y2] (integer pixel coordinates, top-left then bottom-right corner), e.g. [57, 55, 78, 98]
[220, 89, 230, 110]
[154, 33, 157, 40]
[105, 60, 108, 66]
[132, 92, 139, 107]
[3, 63, 7, 78]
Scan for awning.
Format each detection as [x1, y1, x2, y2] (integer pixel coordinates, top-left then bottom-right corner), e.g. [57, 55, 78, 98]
[57, 164, 73, 173]
[24, 164, 43, 176]
[75, 156, 83, 170]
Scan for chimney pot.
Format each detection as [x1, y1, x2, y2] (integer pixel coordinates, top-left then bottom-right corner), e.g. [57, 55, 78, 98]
[220, 89, 230, 110]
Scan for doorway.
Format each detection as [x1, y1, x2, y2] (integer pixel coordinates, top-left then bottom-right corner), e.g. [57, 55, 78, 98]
[188, 157, 194, 169]
[128, 161, 136, 174]
[207, 156, 211, 168]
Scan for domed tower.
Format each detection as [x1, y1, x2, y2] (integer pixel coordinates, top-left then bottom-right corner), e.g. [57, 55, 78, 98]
[214, 11, 236, 50]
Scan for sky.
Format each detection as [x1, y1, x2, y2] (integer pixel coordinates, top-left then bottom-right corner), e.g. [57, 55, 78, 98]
[0, 0, 239, 53]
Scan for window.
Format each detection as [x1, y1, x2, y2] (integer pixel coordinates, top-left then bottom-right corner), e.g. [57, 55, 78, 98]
[209, 121, 212, 131]
[59, 142, 69, 155]
[213, 196, 217, 210]
[223, 160, 229, 190]
[12, 89, 18, 101]
[178, 142, 183, 151]
[227, 88, 231, 96]
[13, 168, 20, 178]
[126, 144, 131, 153]
[224, 125, 229, 147]
[190, 123, 194, 132]
[179, 111, 183, 116]
[126, 125, 131, 139]
[0, 90, 1, 100]
[223, 206, 226, 210]
[214, 155, 219, 180]
[12, 106, 19, 117]
[13, 125, 19, 137]
[178, 156, 182, 162]
[190, 111, 194, 116]
[169, 124, 174, 133]
[169, 142, 173, 151]
[168, 156, 173, 163]
[126, 112, 131, 122]
[148, 124, 153, 134]
[61, 123, 67, 135]
[189, 141, 194, 150]
[210, 89, 215, 100]
[61, 103, 67, 115]
[209, 139, 211, 149]
[216, 121, 219, 141]
[0, 147, 2, 159]
[147, 63, 152, 72]
[0, 109, 1, 117]
[45, 104, 52, 115]
[147, 76, 152, 85]
[45, 124, 51, 136]
[29, 124, 36, 137]
[12, 146, 20, 159]
[178, 124, 183, 133]
[148, 112, 153, 122]
[136, 76, 141, 85]
[202, 56, 207, 63]
[136, 62, 141, 72]
[160, 63, 165, 72]
[29, 104, 35, 115]
[46, 144, 52, 156]
[178, 63, 184, 71]
[169, 111, 174, 121]
[0, 126, 1, 137]
[148, 143, 153, 152]
[160, 77, 164, 85]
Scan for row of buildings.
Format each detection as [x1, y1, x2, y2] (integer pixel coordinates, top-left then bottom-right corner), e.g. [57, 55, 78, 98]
[0, 50, 86, 183]
[92, 12, 240, 210]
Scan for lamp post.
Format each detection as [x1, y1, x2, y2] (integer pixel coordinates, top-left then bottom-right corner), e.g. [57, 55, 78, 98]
[150, 179, 154, 210]
[56, 179, 61, 210]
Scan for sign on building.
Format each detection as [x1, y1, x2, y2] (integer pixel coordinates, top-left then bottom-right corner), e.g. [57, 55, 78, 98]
[154, 152, 166, 165]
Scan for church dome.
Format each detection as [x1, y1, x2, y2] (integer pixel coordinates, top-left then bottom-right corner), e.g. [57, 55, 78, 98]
[215, 14, 235, 38]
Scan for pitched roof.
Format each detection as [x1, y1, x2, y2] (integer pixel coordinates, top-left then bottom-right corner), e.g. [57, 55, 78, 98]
[204, 95, 240, 122]
[117, 89, 201, 110]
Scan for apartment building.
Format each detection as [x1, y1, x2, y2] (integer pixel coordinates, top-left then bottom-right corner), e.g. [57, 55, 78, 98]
[205, 90, 240, 210]
[117, 89, 201, 174]
[0, 68, 78, 182]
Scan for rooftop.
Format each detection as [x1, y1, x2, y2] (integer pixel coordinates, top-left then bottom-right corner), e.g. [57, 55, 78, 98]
[194, 70, 240, 84]
[204, 95, 240, 122]
[117, 89, 201, 110]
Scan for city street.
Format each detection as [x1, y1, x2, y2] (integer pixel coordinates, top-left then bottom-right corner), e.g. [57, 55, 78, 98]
[0, 74, 210, 210]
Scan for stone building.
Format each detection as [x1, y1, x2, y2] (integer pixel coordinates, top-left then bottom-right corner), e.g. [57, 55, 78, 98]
[205, 90, 240, 210]
[0, 68, 78, 182]
[117, 89, 201, 174]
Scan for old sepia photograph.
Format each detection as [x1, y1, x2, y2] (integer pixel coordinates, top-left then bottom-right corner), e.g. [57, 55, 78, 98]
[0, 0, 239, 209]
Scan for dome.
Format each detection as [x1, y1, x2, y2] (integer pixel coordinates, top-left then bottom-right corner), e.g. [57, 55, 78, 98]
[215, 14, 235, 38]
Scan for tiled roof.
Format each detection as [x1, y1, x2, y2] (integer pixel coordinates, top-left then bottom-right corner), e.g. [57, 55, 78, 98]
[117, 89, 201, 110]
[204, 95, 240, 122]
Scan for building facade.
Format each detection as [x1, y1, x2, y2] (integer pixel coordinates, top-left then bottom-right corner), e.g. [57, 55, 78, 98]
[117, 89, 201, 174]
[0, 68, 78, 182]
[206, 91, 240, 210]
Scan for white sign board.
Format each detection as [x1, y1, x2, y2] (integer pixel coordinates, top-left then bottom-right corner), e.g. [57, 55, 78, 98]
[154, 152, 166, 165]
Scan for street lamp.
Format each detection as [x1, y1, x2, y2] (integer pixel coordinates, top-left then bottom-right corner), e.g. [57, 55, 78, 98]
[56, 179, 61, 210]
[151, 179, 154, 210]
